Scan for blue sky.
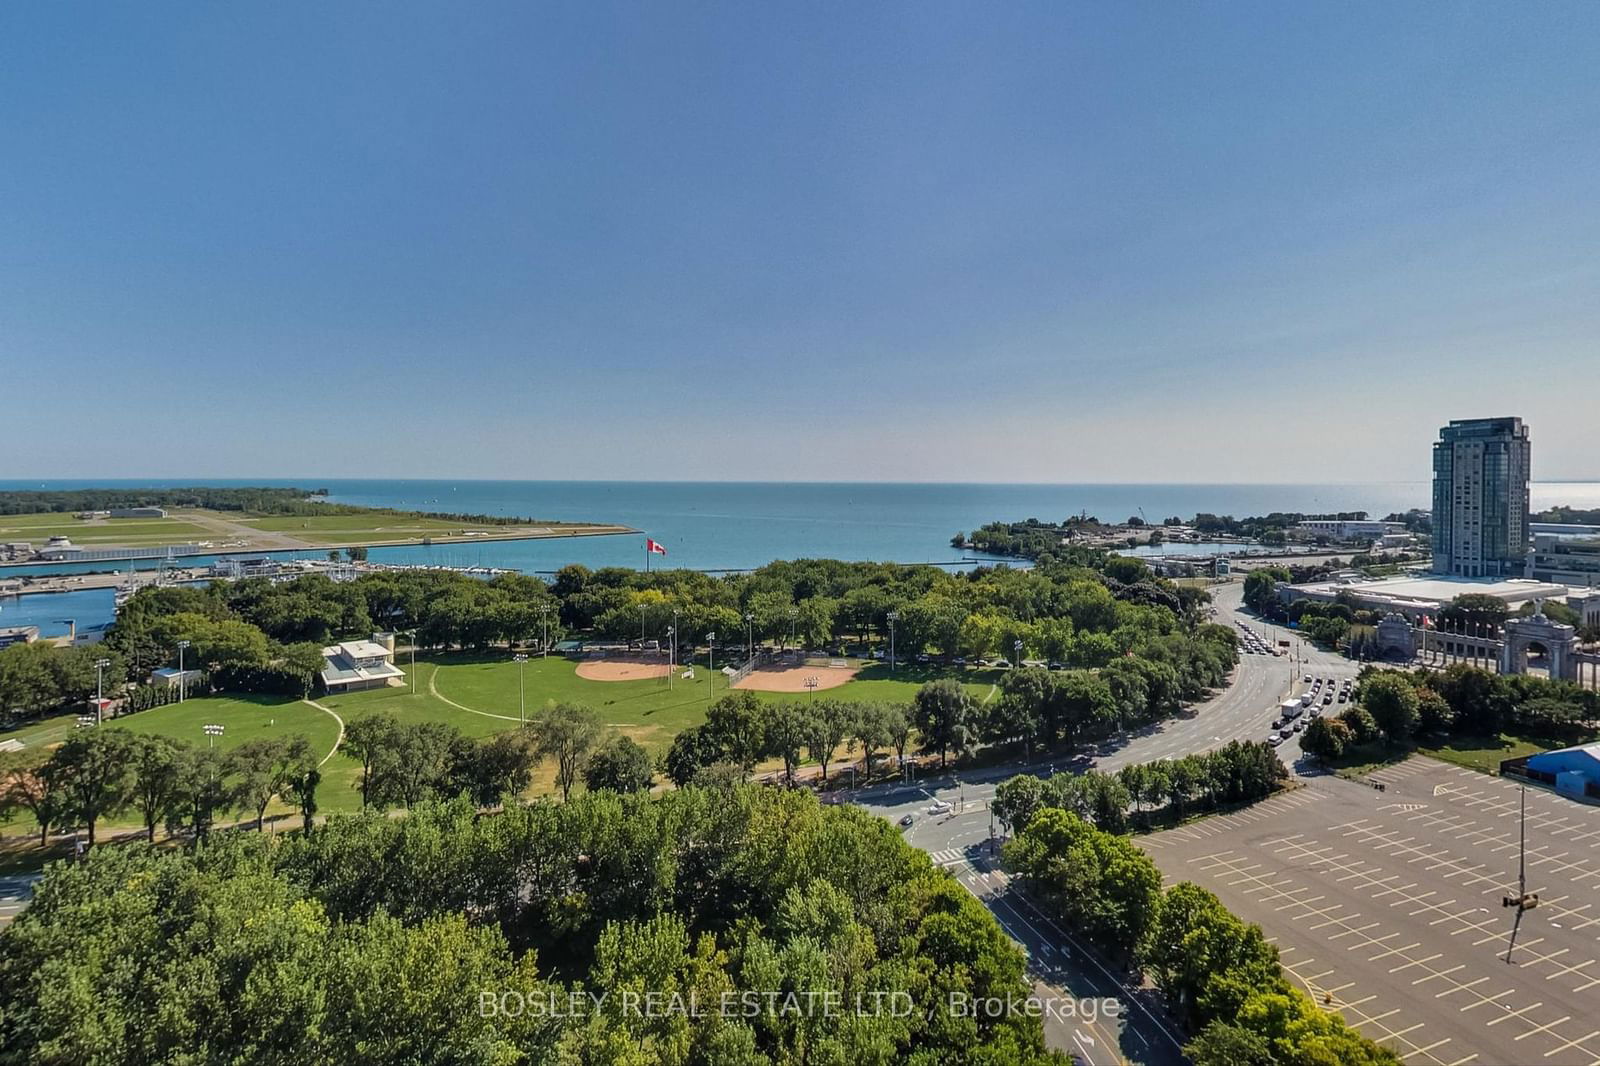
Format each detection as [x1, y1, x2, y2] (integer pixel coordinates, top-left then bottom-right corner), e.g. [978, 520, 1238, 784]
[3, 2, 1598, 482]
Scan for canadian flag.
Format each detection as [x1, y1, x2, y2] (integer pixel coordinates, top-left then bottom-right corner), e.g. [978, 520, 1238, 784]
[646, 538, 667, 556]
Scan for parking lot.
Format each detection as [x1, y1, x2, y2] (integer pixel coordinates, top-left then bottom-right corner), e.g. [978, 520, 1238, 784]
[1140, 758, 1600, 1065]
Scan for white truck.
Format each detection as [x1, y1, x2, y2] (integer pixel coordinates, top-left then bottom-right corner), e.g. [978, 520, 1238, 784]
[1281, 698, 1304, 720]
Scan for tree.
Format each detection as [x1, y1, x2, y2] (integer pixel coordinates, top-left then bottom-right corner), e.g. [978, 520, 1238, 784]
[170, 745, 230, 841]
[227, 735, 313, 831]
[913, 679, 977, 769]
[1299, 715, 1347, 762]
[463, 730, 538, 806]
[852, 702, 893, 782]
[42, 728, 136, 847]
[884, 703, 913, 772]
[661, 725, 721, 787]
[530, 702, 602, 801]
[803, 699, 854, 786]
[283, 762, 322, 834]
[128, 734, 185, 842]
[703, 691, 768, 774]
[0, 642, 63, 718]
[0, 749, 60, 846]
[583, 735, 654, 794]
[1141, 881, 1281, 1029]
[1440, 593, 1509, 633]
[763, 702, 808, 784]
[992, 774, 1048, 835]
[1242, 568, 1289, 612]
[344, 712, 403, 809]
[1186, 1022, 1276, 1066]
[1361, 673, 1420, 741]
[1004, 807, 1161, 956]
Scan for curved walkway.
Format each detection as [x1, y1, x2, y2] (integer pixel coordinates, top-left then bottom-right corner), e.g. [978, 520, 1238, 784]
[425, 663, 524, 724]
[299, 697, 347, 766]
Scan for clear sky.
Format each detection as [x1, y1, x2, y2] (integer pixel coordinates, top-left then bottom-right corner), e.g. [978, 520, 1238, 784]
[4, 3, 1598, 483]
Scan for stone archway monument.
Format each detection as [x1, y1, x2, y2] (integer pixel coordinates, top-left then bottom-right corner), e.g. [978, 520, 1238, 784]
[1500, 604, 1580, 681]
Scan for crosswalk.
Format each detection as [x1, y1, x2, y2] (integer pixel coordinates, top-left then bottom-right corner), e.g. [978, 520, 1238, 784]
[931, 848, 968, 867]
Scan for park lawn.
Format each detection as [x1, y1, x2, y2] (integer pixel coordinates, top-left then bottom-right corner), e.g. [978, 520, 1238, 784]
[107, 695, 340, 760]
[430, 654, 715, 754]
[0, 709, 92, 752]
[0, 696, 341, 842]
[428, 655, 1002, 755]
[1419, 731, 1575, 776]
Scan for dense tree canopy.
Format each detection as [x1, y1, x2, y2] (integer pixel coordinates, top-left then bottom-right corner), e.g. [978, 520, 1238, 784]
[0, 788, 1067, 1066]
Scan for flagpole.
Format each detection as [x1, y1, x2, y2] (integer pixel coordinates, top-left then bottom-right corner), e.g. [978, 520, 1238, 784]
[645, 535, 650, 573]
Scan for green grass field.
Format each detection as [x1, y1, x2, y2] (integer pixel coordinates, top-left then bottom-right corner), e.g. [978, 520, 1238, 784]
[235, 514, 607, 544]
[0, 653, 1002, 848]
[0, 513, 214, 544]
[1418, 731, 1576, 776]
[106, 695, 341, 761]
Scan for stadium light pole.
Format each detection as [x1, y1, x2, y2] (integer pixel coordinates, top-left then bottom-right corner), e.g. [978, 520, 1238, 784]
[403, 629, 417, 694]
[744, 612, 754, 662]
[204, 723, 224, 749]
[538, 604, 552, 657]
[887, 611, 898, 672]
[805, 676, 819, 704]
[94, 658, 111, 724]
[513, 653, 528, 728]
[666, 625, 676, 689]
[1013, 638, 1023, 668]
[176, 640, 190, 702]
[789, 608, 798, 651]
[706, 633, 716, 704]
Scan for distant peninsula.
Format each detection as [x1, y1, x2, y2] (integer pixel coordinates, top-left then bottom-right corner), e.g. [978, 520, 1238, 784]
[0, 487, 632, 565]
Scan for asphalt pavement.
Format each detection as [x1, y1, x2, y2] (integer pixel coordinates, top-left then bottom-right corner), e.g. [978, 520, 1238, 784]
[850, 579, 1365, 1062]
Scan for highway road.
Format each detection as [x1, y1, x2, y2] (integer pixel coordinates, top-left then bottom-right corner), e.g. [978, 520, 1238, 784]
[851, 578, 1366, 1062]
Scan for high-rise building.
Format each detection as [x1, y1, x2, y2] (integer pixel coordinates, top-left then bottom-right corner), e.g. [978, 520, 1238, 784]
[1431, 417, 1531, 577]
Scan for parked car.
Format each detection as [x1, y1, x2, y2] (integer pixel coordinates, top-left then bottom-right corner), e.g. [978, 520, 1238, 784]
[928, 799, 952, 814]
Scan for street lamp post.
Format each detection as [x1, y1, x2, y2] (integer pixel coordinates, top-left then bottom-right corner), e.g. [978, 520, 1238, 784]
[887, 610, 898, 672]
[94, 658, 111, 724]
[176, 640, 190, 702]
[513, 653, 528, 728]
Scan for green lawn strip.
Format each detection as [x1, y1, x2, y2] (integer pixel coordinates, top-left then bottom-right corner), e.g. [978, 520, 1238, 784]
[0, 696, 339, 838]
[1418, 730, 1586, 776]
[0, 516, 213, 542]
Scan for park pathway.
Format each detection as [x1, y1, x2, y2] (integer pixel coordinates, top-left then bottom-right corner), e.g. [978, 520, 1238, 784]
[299, 698, 347, 766]
[425, 664, 524, 724]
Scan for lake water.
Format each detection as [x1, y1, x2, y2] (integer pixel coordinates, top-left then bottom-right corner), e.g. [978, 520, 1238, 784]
[4, 479, 1597, 638]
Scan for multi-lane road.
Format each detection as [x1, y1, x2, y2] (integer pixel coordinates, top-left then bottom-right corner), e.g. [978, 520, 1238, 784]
[854, 578, 1361, 1062]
